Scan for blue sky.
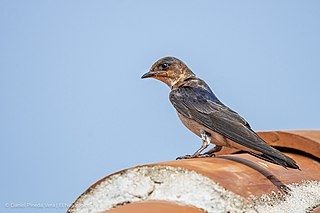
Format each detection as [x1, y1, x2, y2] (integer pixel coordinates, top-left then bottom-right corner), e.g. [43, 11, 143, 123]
[1, 0, 319, 212]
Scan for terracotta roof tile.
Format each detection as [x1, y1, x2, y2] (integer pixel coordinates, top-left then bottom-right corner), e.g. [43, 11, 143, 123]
[67, 130, 320, 213]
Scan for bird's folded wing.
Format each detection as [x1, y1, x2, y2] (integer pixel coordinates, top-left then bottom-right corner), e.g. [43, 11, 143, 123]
[169, 87, 283, 158]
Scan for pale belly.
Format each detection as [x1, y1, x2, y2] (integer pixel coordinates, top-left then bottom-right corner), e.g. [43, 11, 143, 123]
[177, 112, 229, 146]
[177, 112, 261, 154]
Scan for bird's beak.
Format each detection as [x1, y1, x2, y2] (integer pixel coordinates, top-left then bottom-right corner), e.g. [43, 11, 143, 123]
[141, 71, 155, 79]
[141, 71, 167, 79]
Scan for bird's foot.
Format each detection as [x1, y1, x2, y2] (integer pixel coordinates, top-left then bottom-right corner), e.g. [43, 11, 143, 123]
[176, 154, 195, 160]
[176, 153, 215, 160]
[199, 153, 216, 158]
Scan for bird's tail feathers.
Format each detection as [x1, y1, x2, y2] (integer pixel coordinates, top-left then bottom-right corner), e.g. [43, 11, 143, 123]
[249, 152, 300, 170]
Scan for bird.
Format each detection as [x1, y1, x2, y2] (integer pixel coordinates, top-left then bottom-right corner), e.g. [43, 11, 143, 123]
[141, 56, 299, 169]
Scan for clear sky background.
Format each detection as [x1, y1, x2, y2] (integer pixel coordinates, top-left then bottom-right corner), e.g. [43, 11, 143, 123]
[1, 0, 319, 212]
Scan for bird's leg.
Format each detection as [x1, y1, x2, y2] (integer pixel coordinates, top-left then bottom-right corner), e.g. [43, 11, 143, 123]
[201, 145, 222, 157]
[176, 130, 212, 160]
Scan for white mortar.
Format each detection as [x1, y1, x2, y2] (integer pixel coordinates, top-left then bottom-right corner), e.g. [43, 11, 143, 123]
[68, 166, 320, 213]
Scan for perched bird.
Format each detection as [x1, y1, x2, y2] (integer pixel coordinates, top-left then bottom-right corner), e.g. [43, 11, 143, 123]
[141, 56, 299, 169]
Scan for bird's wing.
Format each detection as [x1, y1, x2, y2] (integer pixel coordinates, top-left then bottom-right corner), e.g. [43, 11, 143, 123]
[169, 86, 297, 168]
[169, 86, 254, 140]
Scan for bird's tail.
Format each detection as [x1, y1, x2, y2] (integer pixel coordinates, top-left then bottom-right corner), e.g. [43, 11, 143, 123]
[249, 151, 300, 170]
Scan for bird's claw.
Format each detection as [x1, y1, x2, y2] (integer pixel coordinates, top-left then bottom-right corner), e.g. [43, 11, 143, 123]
[176, 155, 194, 160]
[176, 153, 215, 160]
[199, 153, 216, 158]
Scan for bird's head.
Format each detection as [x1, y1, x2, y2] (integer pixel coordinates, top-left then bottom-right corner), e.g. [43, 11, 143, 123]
[141, 56, 195, 88]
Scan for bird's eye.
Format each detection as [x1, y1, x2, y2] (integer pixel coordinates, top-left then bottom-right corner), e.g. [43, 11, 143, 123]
[161, 63, 169, 70]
